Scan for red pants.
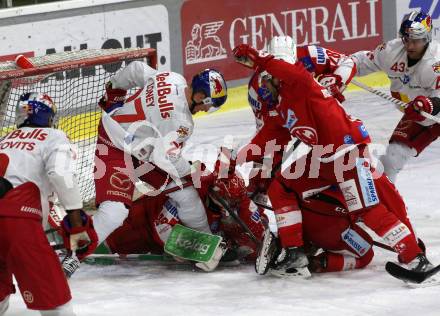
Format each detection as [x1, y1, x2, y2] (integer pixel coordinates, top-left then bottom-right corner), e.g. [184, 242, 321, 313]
[269, 145, 422, 263]
[0, 217, 71, 310]
[390, 114, 440, 155]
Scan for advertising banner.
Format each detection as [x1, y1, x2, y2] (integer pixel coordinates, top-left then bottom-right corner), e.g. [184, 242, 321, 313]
[0, 4, 170, 71]
[181, 0, 382, 81]
[396, 0, 440, 40]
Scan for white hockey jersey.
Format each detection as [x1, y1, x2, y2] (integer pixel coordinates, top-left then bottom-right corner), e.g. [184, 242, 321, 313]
[101, 61, 193, 179]
[0, 127, 82, 225]
[352, 38, 440, 102]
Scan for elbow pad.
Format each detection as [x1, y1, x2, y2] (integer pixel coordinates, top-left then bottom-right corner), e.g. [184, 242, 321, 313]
[48, 171, 83, 210]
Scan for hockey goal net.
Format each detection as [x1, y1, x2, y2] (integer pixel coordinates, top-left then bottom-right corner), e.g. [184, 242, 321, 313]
[0, 48, 157, 205]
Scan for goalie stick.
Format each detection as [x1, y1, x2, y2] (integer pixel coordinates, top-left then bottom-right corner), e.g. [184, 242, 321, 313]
[350, 79, 440, 124]
[385, 261, 440, 285]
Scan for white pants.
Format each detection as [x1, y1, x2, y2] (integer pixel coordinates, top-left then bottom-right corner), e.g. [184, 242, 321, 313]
[167, 183, 211, 233]
[380, 142, 416, 183]
[93, 200, 129, 243]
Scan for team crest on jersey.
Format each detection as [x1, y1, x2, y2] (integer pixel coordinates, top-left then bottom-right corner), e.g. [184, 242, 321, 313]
[291, 126, 318, 145]
[376, 43, 386, 51]
[432, 61, 440, 73]
[176, 126, 190, 139]
[283, 109, 298, 130]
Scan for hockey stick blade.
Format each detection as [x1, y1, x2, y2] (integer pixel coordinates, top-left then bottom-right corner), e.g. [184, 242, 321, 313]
[385, 261, 440, 284]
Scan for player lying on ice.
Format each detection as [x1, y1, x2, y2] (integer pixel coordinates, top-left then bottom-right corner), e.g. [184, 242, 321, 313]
[232, 42, 436, 282]
[59, 61, 230, 273]
[237, 35, 357, 199]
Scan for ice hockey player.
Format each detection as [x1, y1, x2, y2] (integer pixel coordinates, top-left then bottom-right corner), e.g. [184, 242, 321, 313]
[0, 93, 95, 315]
[70, 61, 228, 271]
[103, 171, 265, 263]
[233, 43, 432, 279]
[239, 35, 356, 196]
[352, 11, 440, 182]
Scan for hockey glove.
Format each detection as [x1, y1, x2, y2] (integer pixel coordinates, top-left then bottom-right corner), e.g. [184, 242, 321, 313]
[317, 74, 346, 103]
[60, 210, 98, 261]
[233, 44, 274, 69]
[98, 82, 127, 113]
[404, 96, 434, 122]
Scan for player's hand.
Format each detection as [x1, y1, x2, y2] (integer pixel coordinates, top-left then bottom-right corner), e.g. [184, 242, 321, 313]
[404, 95, 433, 122]
[233, 44, 273, 69]
[98, 82, 127, 113]
[60, 210, 98, 261]
[317, 74, 345, 103]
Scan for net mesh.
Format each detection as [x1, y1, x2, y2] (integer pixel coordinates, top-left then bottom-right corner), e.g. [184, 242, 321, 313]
[0, 48, 156, 204]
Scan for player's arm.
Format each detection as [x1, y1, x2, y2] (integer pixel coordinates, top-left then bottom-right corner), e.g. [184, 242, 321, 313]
[99, 61, 158, 112]
[306, 46, 356, 102]
[233, 44, 309, 87]
[44, 131, 98, 259]
[351, 42, 389, 76]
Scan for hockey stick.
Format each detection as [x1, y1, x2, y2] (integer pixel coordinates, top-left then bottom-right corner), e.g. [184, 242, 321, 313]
[350, 79, 440, 123]
[209, 189, 261, 247]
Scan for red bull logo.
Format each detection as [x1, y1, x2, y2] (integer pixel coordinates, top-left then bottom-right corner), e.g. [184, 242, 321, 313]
[432, 61, 440, 73]
[210, 73, 226, 97]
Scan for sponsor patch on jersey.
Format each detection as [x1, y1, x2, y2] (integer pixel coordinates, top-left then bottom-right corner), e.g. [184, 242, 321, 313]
[356, 158, 379, 207]
[432, 61, 440, 73]
[248, 88, 262, 111]
[358, 124, 369, 138]
[315, 46, 326, 64]
[344, 134, 354, 144]
[400, 74, 410, 84]
[341, 228, 371, 256]
[339, 179, 362, 212]
[283, 109, 298, 130]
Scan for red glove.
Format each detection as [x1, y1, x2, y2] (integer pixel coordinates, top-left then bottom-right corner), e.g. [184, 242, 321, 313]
[233, 44, 273, 69]
[60, 210, 98, 261]
[317, 74, 345, 103]
[404, 96, 433, 122]
[98, 82, 127, 113]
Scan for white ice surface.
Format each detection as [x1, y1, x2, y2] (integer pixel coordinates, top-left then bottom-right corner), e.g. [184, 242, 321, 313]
[8, 89, 440, 316]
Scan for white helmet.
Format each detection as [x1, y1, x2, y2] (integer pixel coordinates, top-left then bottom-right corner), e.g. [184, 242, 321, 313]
[267, 36, 296, 64]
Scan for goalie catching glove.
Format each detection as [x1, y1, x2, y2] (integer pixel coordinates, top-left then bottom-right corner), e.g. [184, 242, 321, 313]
[98, 82, 127, 113]
[60, 210, 98, 261]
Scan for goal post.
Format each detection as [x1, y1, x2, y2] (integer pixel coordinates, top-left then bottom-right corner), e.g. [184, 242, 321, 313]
[0, 48, 157, 204]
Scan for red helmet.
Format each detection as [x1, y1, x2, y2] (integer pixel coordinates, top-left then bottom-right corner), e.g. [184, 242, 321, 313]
[213, 174, 246, 203]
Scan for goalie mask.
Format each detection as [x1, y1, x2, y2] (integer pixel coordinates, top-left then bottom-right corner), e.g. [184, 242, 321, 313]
[191, 69, 227, 113]
[213, 174, 247, 206]
[16, 92, 57, 128]
[399, 11, 432, 44]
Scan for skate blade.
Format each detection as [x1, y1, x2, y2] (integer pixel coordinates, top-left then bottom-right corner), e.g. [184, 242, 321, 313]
[269, 266, 312, 279]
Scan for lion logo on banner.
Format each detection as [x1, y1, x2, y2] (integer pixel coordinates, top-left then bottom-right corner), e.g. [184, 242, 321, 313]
[185, 21, 227, 64]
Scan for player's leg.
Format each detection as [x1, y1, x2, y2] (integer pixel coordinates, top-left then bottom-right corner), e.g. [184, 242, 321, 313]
[301, 199, 374, 273]
[0, 227, 14, 316]
[6, 217, 74, 314]
[381, 115, 439, 182]
[93, 124, 135, 244]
